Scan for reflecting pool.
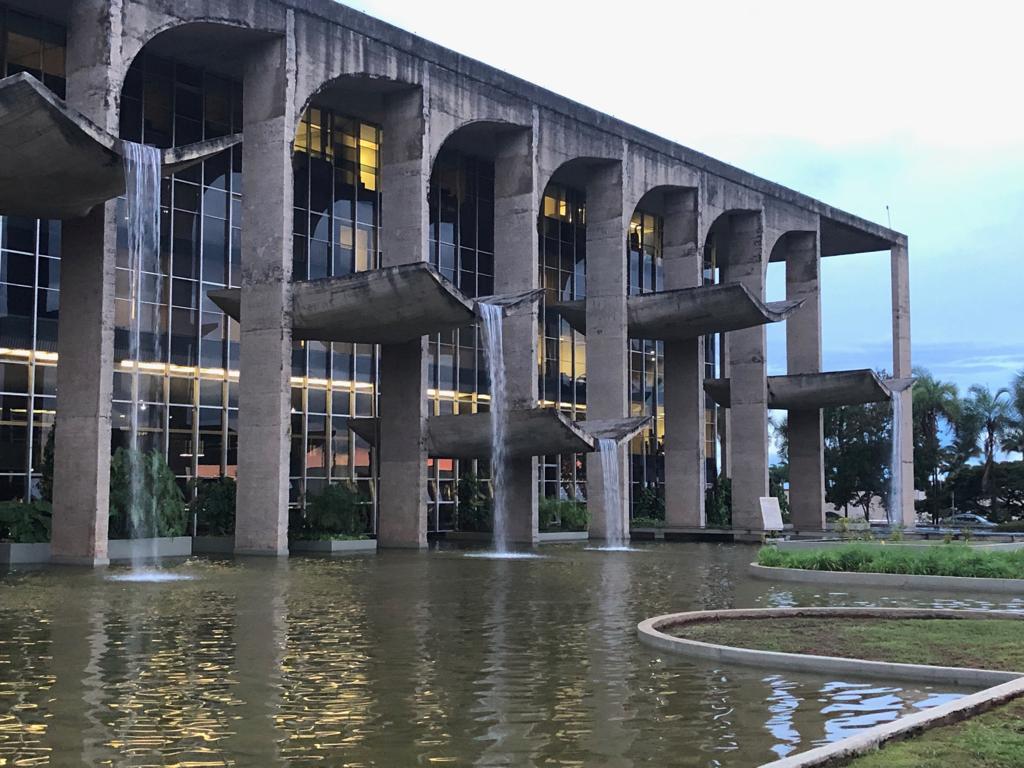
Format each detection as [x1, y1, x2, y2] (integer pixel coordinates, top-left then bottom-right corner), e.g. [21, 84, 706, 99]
[0, 542, 1004, 766]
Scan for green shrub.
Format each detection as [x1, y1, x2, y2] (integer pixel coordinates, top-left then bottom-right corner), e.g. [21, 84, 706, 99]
[190, 476, 236, 536]
[996, 519, 1024, 532]
[633, 485, 665, 521]
[0, 500, 52, 543]
[295, 482, 369, 540]
[757, 543, 1024, 580]
[630, 516, 665, 529]
[109, 448, 187, 538]
[706, 477, 731, 528]
[539, 497, 588, 532]
[455, 473, 492, 532]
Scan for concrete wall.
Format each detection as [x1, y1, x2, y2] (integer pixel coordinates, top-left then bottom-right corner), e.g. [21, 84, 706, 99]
[35, 0, 908, 560]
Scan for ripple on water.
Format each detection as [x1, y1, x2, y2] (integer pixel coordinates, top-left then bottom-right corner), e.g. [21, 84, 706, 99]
[107, 570, 196, 582]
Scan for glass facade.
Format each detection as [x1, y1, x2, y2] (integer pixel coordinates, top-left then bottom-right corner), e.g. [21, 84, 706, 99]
[0, 8, 65, 501]
[427, 150, 495, 530]
[538, 185, 587, 502]
[627, 211, 665, 515]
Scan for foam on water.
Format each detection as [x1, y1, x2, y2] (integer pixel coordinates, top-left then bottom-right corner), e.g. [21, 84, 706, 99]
[463, 552, 546, 560]
[108, 570, 195, 583]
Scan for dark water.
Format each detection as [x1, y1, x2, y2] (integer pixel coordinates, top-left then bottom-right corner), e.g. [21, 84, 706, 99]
[0, 542, 1003, 767]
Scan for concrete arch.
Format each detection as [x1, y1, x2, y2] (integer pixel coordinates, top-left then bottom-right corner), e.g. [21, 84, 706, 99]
[294, 72, 421, 142]
[702, 208, 763, 267]
[429, 118, 531, 171]
[769, 228, 818, 263]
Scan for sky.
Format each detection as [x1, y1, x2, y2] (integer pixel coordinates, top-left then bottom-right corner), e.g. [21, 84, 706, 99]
[343, 0, 1023, 396]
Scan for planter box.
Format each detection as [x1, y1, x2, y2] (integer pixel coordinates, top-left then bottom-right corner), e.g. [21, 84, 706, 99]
[538, 531, 588, 543]
[108, 536, 193, 561]
[0, 541, 50, 565]
[290, 538, 377, 554]
[192, 536, 234, 554]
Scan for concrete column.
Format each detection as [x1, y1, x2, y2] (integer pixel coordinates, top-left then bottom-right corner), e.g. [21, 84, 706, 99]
[891, 240, 915, 527]
[785, 231, 825, 531]
[584, 162, 629, 541]
[494, 125, 539, 544]
[722, 212, 768, 531]
[377, 88, 430, 549]
[234, 22, 296, 555]
[662, 189, 705, 527]
[50, 1, 124, 565]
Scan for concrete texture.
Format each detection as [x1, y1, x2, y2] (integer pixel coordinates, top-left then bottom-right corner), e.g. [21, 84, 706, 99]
[210, 263, 540, 344]
[750, 562, 1024, 594]
[0, 72, 240, 219]
[722, 212, 770, 531]
[638, 606, 1024, 685]
[891, 242, 916, 527]
[552, 284, 802, 340]
[0, 542, 52, 565]
[233, 28, 296, 557]
[289, 538, 377, 554]
[783, 231, 826, 530]
[705, 369, 909, 410]
[349, 410, 648, 460]
[107, 536, 192, 561]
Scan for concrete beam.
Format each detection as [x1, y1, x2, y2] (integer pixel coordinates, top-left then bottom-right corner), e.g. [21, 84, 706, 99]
[234, 25, 296, 556]
[551, 284, 802, 340]
[784, 231, 825, 531]
[662, 189, 705, 527]
[891, 241, 915, 527]
[705, 369, 909, 410]
[0, 72, 240, 219]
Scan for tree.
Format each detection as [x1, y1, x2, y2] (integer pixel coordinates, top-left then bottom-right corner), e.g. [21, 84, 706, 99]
[963, 384, 1013, 519]
[911, 368, 959, 523]
[1002, 369, 1024, 458]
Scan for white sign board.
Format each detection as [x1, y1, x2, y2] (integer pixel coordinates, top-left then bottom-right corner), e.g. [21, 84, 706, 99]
[759, 497, 784, 531]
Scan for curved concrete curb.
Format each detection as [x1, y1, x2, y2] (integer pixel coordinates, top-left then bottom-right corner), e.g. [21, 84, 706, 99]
[750, 561, 1024, 594]
[636, 607, 1024, 767]
[637, 607, 1023, 686]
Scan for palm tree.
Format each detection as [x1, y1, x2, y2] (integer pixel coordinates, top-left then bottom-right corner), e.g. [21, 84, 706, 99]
[1002, 369, 1024, 458]
[964, 384, 1013, 517]
[911, 368, 959, 522]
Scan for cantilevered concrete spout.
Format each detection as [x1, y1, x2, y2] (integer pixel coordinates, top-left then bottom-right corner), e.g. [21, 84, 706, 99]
[550, 283, 803, 341]
[209, 263, 542, 345]
[704, 369, 911, 410]
[0, 73, 241, 219]
[347, 410, 649, 459]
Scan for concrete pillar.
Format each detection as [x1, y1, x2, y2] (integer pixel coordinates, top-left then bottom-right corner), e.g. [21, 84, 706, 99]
[377, 88, 430, 549]
[234, 22, 296, 555]
[50, 1, 124, 565]
[662, 189, 705, 527]
[891, 240, 915, 527]
[722, 212, 768, 530]
[784, 231, 825, 531]
[584, 162, 629, 541]
[493, 124, 539, 544]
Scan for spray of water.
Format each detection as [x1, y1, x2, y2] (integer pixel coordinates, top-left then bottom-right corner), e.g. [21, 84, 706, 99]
[597, 438, 625, 548]
[477, 302, 509, 553]
[889, 390, 903, 527]
[123, 142, 163, 569]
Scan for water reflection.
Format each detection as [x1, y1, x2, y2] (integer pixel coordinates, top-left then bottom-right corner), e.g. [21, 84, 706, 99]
[0, 543, 989, 766]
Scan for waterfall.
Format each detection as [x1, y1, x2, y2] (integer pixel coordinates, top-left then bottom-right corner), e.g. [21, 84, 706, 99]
[598, 438, 624, 548]
[478, 302, 509, 553]
[123, 141, 163, 568]
[889, 390, 903, 527]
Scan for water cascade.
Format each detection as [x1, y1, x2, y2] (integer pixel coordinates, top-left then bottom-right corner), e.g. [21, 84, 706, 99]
[598, 438, 625, 548]
[123, 141, 164, 570]
[889, 390, 903, 527]
[477, 302, 510, 553]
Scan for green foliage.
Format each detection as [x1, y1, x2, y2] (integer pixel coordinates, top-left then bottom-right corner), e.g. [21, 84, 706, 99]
[293, 482, 369, 540]
[539, 497, 588, 532]
[39, 426, 55, 503]
[455, 473, 492, 532]
[705, 476, 731, 528]
[190, 476, 236, 536]
[768, 464, 790, 522]
[757, 543, 1024, 580]
[948, 461, 1024, 522]
[630, 516, 665, 528]
[912, 368, 960, 524]
[0, 500, 51, 543]
[824, 398, 892, 515]
[633, 485, 665, 521]
[108, 448, 187, 538]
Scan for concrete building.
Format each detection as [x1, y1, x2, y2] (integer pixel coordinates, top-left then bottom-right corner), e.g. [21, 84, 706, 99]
[0, 0, 913, 563]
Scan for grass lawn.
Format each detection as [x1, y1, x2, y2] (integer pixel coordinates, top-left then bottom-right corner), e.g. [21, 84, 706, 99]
[674, 616, 1024, 767]
[758, 543, 1024, 579]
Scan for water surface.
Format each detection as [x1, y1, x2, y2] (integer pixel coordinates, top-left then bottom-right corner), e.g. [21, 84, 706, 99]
[1, 542, 1001, 766]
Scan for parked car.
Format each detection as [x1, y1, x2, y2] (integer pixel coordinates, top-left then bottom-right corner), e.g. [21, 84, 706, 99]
[945, 512, 997, 528]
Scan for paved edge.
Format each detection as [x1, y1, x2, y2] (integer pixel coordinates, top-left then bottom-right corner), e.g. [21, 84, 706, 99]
[635, 606, 1024, 768]
[749, 561, 1024, 593]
